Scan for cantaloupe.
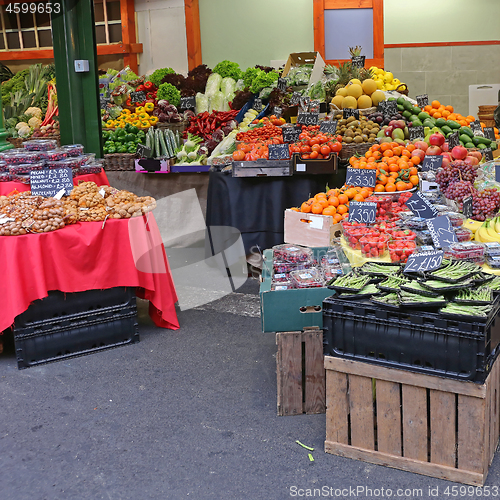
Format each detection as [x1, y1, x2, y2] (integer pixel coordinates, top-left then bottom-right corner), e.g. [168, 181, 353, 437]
[357, 95, 372, 109]
[336, 87, 348, 97]
[371, 90, 385, 106]
[349, 79, 362, 86]
[346, 83, 362, 99]
[361, 79, 377, 96]
[331, 95, 344, 109]
[342, 96, 357, 109]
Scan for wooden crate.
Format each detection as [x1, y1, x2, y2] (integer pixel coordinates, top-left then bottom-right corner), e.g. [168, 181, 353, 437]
[325, 356, 500, 486]
[276, 328, 325, 416]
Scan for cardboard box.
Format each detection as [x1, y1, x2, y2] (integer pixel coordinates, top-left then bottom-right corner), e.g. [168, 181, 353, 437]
[292, 152, 337, 175]
[282, 52, 326, 86]
[284, 209, 341, 248]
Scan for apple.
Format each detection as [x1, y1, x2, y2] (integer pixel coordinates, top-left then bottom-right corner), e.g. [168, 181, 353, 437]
[414, 140, 428, 152]
[468, 150, 482, 161]
[464, 155, 479, 166]
[429, 133, 445, 147]
[392, 128, 405, 141]
[411, 149, 426, 161]
[451, 145, 468, 160]
[426, 146, 442, 156]
[384, 126, 394, 137]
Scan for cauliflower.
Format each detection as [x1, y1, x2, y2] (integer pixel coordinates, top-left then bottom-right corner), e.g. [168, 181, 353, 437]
[15, 121, 28, 130]
[18, 126, 31, 137]
[25, 107, 42, 119]
[28, 116, 41, 129]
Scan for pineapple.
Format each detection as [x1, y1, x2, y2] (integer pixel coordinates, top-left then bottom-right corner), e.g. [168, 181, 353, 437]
[349, 46, 362, 57]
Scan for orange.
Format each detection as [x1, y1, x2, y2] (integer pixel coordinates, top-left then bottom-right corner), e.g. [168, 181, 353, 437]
[317, 198, 329, 209]
[349, 156, 358, 166]
[359, 188, 370, 198]
[315, 192, 327, 200]
[322, 206, 336, 216]
[406, 182, 414, 190]
[333, 214, 343, 223]
[432, 112, 442, 119]
[445, 105, 454, 112]
[380, 143, 392, 152]
[328, 196, 340, 207]
[374, 184, 385, 192]
[301, 202, 312, 213]
[459, 120, 468, 126]
[383, 149, 394, 157]
[337, 204, 348, 215]
[389, 172, 399, 179]
[431, 100, 440, 109]
[388, 163, 400, 172]
[409, 166, 418, 175]
[378, 174, 388, 185]
[410, 156, 421, 165]
[442, 110, 450, 118]
[385, 183, 396, 192]
[338, 194, 348, 205]
[410, 175, 419, 186]
[406, 144, 415, 152]
[326, 189, 338, 197]
[466, 115, 475, 122]
[353, 194, 365, 202]
[311, 202, 324, 214]
[307, 197, 315, 205]
[396, 181, 407, 191]
[448, 113, 457, 121]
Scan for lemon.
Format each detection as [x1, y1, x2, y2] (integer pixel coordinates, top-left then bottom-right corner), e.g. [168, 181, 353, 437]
[384, 72, 394, 83]
[376, 80, 384, 90]
[336, 87, 348, 97]
[385, 84, 394, 91]
[393, 78, 401, 86]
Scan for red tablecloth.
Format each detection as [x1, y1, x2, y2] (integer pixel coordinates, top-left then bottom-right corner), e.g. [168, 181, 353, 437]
[0, 170, 110, 196]
[0, 214, 179, 331]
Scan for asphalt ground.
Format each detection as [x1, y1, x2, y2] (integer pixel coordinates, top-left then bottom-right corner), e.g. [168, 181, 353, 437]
[1, 278, 500, 500]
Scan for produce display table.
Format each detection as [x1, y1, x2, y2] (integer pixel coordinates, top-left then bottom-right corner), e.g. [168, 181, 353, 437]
[0, 214, 179, 332]
[0, 170, 110, 196]
[206, 171, 342, 256]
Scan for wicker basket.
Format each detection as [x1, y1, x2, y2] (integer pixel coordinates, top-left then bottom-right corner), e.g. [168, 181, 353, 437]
[329, 105, 378, 118]
[156, 121, 187, 135]
[338, 142, 372, 162]
[6, 137, 23, 148]
[104, 153, 136, 171]
[395, 84, 409, 96]
[7, 133, 61, 149]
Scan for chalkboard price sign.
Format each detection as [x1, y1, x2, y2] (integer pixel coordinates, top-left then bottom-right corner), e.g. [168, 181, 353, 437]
[320, 120, 338, 134]
[378, 100, 398, 118]
[421, 155, 443, 172]
[253, 98, 263, 111]
[30, 168, 74, 198]
[345, 167, 376, 188]
[496, 164, 500, 183]
[179, 96, 196, 111]
[448, 132, 460, 149]
[129, 91, 146, 104]
[409, 126, 425, 141]
[404, 249, 443, 274]
[296, 112, 319, 126]
[342, 108, 359, 120]
[348, 201, 377, 224]
[299, 96, 310, 111]
[277, 77, 288, 92]
[483, 148, 494, 162]
[268, 143, 290, 160]
[406, 191, 438, 219]
[289, 92, 301, 106]
[273, 106, 283, 118]
[463, 196, 473, 219]
[100, 96, 111, 110]
[136, 144, 152, 158]
[416, 95, 429, 108]
[484, 127, 496, 141]
[470, 120, 484, 136]
[282, 127, 301, 143]
[351, 56, 365, 68]
[427, 215, 458, 248]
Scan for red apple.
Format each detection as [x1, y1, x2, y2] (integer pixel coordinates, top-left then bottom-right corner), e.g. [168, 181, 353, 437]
[451, 145, 468, 160]
[426, 146, 442, 156]
[468, 151, 482, 161]
[414, 140, 428, 152]
[464, 155, 479, 166]
[429, 133, 445, 147]
[411, 149, 426, 161]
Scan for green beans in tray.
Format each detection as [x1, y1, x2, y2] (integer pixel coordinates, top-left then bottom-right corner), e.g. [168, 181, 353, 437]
[427, 260, 480, 283]
[400, 281, 440, 298]
[376, 275, 409, 293]
[328, 272, 371, 293]
[452, 287, 493, 306]
[420, 278, 474, 292]
[399, 290, 447, 308]
[439, 303, 493, 321]
[338, 283, 380, 300]
[472, 272, 495, 285]
[360, 262, 401, 277]
[370, 292, 400, 309]
[488, 276, 500, 292]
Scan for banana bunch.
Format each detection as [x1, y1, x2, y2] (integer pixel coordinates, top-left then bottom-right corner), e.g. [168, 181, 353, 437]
[474, 218, 500, 243]
[463, 218, 483, 234]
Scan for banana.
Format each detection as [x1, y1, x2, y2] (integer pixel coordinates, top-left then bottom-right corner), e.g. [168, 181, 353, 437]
[475, 228, 483, 242]
[494, 216, 500, 234]
[478, 220, 500, 243]
[463, 218, 483, 234]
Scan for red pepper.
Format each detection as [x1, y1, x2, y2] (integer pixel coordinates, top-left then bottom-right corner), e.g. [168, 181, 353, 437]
[135, 84, 146, 92]
[126, 97, 132, 106]
[144, 81, 155, 91]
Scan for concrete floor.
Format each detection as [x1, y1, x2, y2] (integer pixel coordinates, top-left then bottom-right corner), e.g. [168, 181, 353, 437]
[1, 279, 500, 500]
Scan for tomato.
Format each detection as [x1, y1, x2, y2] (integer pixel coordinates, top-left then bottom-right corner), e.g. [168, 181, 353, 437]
[300, 145, 311, 153]
[317, 135, 328, 144]
[232, 150, 245, 161]
[301, 154, 310, 159]
[290, 145, 301, 154]
[311, 144, 321, 153]
[309, 151, 319, 159]
[329, 141, 342, 153]
[309, 137, 319, 147]
[320, 145, 331, 156]
[299, 133, 308, 140]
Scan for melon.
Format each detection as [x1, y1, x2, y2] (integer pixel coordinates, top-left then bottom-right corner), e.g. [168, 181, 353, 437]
[331, 95, 344, 109]
[336, 87, 348, 97]
[342, 96, 357, 109]
[361, 78, 377, 96]
[349, 78, 362, 86]
[371, 90, 385, 106]
[357, 95, 373, 109]
[346, 83, 363, 99]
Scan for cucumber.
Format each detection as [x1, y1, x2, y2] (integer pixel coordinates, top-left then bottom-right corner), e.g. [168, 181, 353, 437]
[459, 125, 474, 137]
[154, 129, 161, 158]
[158, 129, 168, 157]
[164, 130, 173, 157]
[145, 132, 152, 151]
[167, 130, 177, 154]
[175, 130, 181, 149]
[476, 136, 492, 146]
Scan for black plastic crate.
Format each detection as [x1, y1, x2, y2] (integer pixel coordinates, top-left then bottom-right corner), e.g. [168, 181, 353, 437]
[322, 295, 500, 383]
[15, 287, 136, 328]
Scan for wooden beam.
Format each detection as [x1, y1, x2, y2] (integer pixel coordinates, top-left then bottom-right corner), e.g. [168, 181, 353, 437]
[372, 0, 384, 63]
[120, 0, 138, 73]
[324, 0, 372, 7]
[313, 0, 325, 60]
[184, 0, 202, 71]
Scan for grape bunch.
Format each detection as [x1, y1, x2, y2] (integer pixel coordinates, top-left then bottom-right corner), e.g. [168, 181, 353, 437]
[435, 161, 479, 191]
[443, 180, 476, 202]
[469, 189, 500, 221]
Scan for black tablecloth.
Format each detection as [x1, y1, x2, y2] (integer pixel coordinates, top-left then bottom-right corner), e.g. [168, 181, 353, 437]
[206, 171, 345, 256]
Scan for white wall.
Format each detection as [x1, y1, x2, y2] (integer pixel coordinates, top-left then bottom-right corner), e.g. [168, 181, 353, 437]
[134, 0, 189, 76]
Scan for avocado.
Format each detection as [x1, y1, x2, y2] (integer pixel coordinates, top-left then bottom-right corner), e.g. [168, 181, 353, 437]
[435, 118, 447, 128]
[418, 112, 431, 121]
[412, 106, 422, 115]
[447, 120, 461, 130]
[410, 114, 420, 122]
[397, 104, 404, 112]
[423, 119, 436, 129]
[441, 125, 452, 135]
[459, 126, 474, 137]
[465, 142, 475, 149]
[411, 119, 423, 127]
[475, 136, 492, 146]
[402, 110, 412, 119]
[478, 143, 487, 150]
[396, 97, 406, 106]
[460, 134, 471, 144]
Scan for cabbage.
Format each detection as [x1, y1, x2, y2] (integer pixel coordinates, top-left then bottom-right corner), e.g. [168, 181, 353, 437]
[221, 77, 236, 98]
[210, 91, 225, 112]
[196, 92, 209, 113]
[205, 73, 222, 99]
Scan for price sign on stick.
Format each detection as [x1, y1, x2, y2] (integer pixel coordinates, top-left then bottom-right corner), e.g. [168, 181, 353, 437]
[404, 249, 443, 273]
[470, 121, 484, 136]
[273, 106, 282, 118]
[268, 143, 290, 160]
[378, 100, 398, 118]
[463, 196, 473, 219]
[100, 96, 111, 110]
[342, 108, 359, 120]
[406, 191, 438, 219]
[416, 94, 429, 108]
[179, 96, 196, 112]
[427, 216, 458, 248]
[448, 132, 460, 149]
[296, 112, 319, 126]
[277, 77, 288, 92]
[129, 91, 146, 104]
[253, 98, 263, 111]
[282, 127, 301, 143]
[421, 155, 443, 172]
[483, 148, 494, 162]
[351, 56, 365, 68]
[348, 201, 377, 224]
[484, 127, 496, 141]
[136, 144, 152, 158]
[30, 168, 74, 198]
[290, 92, 301, 106]
[345, 168, 376, 188]
[409, 126, 425, 141]
[320, 120, 338, 134]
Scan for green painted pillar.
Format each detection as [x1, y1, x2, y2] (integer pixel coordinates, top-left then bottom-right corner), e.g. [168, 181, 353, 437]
[51, 0, 102, 157]
[0, 95, 13, 152]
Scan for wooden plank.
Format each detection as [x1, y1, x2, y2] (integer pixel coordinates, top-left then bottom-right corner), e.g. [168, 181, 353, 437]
[458, 394, 486, 474]
[303, 328, 325, 414]
[312, 0, 324, 60]
[120, 0, 138, 73]
[349, 374, 375, 450]
[324, 0, 372, 7]
[489, 359, 500, 464]
[375, 380, 401, 456]
[103, 0, 110, 45]
[402, 385, 427, 462]
[325, 356, 486, 399]
[325, 441, 486, 486]
[276, 332, 303, 416]
[430, 390, 456, 468]
[184, 0, 202, 71]
[325, 369, 349, 444]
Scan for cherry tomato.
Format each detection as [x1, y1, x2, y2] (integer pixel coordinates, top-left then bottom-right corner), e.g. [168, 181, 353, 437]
[309, 151, 319, 159]
[320, 145, 331, 156]
[329, 141, 342, 153]
[309, 137, 319, 146]
[300, 145, 311, 153]
[311, 144, 321, 153]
